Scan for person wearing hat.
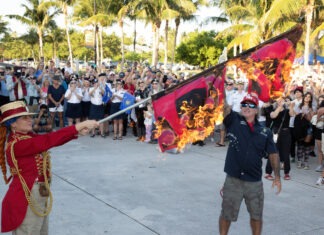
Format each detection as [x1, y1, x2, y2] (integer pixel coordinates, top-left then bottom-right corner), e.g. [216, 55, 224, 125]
[219, 93, 281, 235]
[0, 101, 98, 234]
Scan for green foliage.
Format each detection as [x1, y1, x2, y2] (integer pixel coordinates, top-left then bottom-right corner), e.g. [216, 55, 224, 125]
[102, 33, 121, 60]
[175, 31, 232, 68]
[124, 51, 141, 61]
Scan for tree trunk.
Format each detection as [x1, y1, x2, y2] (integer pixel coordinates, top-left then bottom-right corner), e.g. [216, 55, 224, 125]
[152, 24, 156, 66]
[133, 18, 136, 52]
[119, 19, 125, 70]
[52, 43, 55, 59]
[38, 28, 44, 58]
[164, 20, 169, 72]
[304, 1, 314, 71]
[64, 6, 73, 67]
[96, 25, 99, 66]
[233, 43, 237, 57]
[154, 21, 161, 67]
[100, 25, 103, 67]
[172, 17, 180, 67]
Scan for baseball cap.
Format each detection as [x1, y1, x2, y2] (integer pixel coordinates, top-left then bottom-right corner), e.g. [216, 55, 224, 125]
[294, 86, 304, 94]
[119, 72, 125, 78]
[241, 93, 259, 106]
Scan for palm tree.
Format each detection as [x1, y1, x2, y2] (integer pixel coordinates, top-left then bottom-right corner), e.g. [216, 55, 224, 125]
[262, 0, 324, 70]
[133, 0, 178, 66]
[161, 0, 199, 70]
[7, 0, 60, 58]
[44, 23, 65, 60]
[0, 17, 10, 38]
[169, 0, 207, 67]
[19, 28, 39, 60]
[74, 0, 115, 66]
[52, 0, 77, 67]
[216, 0, 275, 55]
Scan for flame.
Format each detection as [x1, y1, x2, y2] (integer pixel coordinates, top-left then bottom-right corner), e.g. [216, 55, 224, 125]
[154, 101, 224, 152]
[227, 45, 295, 100]
[177, 102, 223, 151]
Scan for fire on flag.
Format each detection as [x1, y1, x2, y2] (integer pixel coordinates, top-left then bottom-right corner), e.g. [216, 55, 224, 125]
[152, 25, 303, 153]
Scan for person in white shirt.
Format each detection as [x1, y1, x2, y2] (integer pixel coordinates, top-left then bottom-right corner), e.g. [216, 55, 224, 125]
[110, 79, 126, 140]
[64, 79, 83, 126]
[89, 79, 105, 137]
[227, 80, 247, 113]
[289, 86, 304, 162]
[64, 61, 74, 75]
[216, 78, 235, 147]
[81, 79, 91, 120]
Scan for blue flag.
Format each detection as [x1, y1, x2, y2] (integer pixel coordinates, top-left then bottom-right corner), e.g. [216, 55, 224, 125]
[102, 84, 113, 104]
[120, 92, 135, 114]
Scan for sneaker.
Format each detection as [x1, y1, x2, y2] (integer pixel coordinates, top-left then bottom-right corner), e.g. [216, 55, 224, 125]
[284, 174, 291, 180]
[264, 174, 274, 180]
[297, 161, 303, 169]
[316, 177, 324, 185]
[303, 163, 310, 170]
[315, 165, 324, 172]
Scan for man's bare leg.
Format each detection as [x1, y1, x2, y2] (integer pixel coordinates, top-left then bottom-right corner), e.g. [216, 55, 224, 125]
[250, 218, 262, 235]
[219, 216, 231, 235]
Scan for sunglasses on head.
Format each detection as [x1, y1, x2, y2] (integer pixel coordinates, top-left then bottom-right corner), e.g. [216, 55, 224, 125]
[241, 103, 257, 109]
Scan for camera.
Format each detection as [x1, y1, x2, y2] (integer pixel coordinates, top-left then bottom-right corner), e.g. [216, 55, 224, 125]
[14, 69, 22, 78]
[0, 71, 5, 76]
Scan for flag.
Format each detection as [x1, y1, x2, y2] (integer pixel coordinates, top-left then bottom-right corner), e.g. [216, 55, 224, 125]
[102, 84, 113, 104]
[120, 92, 135, 114]
[152, 25, 303, 153]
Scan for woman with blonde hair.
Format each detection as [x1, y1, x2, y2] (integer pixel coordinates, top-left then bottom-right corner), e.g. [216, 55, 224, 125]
[0, 101, 98, 234]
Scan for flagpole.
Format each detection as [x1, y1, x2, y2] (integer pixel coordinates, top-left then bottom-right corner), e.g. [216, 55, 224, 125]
[98, 97, 152, 124]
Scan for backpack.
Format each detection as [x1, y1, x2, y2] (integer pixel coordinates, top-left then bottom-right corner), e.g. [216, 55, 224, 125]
[293, 113, 310, 140]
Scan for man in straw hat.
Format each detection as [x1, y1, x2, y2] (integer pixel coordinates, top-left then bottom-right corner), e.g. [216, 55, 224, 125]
[0, 101, 98, 234]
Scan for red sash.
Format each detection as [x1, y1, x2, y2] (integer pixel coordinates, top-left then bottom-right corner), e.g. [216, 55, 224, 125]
[12, 76, 27, 100]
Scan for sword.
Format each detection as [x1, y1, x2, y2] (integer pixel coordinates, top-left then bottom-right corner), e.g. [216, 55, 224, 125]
[98, 97, 152, 124]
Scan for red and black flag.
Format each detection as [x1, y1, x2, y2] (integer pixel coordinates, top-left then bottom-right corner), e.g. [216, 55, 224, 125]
[151, 25, 303, 152]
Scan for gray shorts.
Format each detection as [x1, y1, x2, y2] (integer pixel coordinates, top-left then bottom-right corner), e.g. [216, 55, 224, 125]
[220, 175, 264, 221]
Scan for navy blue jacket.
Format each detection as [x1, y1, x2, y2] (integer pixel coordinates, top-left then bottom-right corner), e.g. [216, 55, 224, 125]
[224, 111, 277, 182]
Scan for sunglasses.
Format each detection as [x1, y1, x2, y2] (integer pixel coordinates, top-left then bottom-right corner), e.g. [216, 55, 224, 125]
[226, 83, 234, 86]
[241, 103, 257, 109]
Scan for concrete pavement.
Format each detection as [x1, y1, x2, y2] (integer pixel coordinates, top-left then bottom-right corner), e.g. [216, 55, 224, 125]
[1, 132, 324, 235]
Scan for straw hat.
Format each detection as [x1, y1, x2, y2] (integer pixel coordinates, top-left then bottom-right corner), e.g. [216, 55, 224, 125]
[0, 101, 36, 123]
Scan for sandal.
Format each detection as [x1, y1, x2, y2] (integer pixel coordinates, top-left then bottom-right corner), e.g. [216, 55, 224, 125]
[118, 136, 123, 140]
[215, 142, 225, 147]
[90, 134, 95, 138]
[101, 134, 106, 138]
[113, 136, 117, 140]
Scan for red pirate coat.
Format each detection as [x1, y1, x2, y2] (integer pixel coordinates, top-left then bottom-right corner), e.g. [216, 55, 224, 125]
[1, 126, 78, 232]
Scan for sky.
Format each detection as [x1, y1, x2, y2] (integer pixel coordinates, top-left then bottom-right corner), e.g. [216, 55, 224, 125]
[0, 0, 229, 43]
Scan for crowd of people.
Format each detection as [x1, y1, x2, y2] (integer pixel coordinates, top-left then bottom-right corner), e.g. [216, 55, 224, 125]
[0, 60, 187, 144]
[0, 58, 323, 235]
[218, 63, 324, 187]
[0, 59, 323, 184]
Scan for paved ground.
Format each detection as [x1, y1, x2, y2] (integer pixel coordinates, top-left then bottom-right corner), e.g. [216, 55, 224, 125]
[0, 131, 324, 235]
